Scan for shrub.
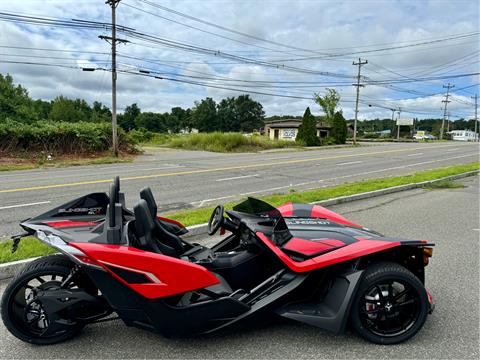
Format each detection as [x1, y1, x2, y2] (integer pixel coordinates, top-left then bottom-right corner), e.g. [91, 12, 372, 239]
[0, 119, 136, 155]
[296, 107, 320, 146]
[167, 132, 298, 152]
[330, 111, 347, 144]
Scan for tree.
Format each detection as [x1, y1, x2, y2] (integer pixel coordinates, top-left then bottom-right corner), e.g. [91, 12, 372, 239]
[168, 107, 190, 133]
[296, 107, 320, 146]
[191, 97, 218, 132]
[135, 112, 168, 132]
[48, 96, 93, 122]
[0, 73, 37, 122]
[330, 111, 347, 144]
[217, 97, 237, 131]
[118, 103, 140, 131]
[32, 99, 52, 120]
[235, 95, 265, 132]
[91, 101, 111, 122]
[217, 95, 265, 132]
[314, 88, 341, 122]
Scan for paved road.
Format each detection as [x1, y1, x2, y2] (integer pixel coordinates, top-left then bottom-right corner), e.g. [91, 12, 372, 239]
[0, 175, 478, 359]
[0, 141, 478, 238]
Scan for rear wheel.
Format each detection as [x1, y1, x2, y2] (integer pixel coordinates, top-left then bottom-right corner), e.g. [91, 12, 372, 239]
[1, 254, 97, 344]
[351, 262, 429, 345]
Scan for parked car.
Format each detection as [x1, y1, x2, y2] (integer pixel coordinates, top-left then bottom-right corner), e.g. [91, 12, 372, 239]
[414, 132, 437, 140]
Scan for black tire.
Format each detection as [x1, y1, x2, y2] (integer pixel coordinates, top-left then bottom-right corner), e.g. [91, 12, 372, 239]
[351, 261, 429, 345]
[1, 254, 95, 345]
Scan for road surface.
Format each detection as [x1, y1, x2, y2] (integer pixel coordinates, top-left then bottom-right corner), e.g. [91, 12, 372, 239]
[0, 141, 478, 238]
[0, 175, 478, 359]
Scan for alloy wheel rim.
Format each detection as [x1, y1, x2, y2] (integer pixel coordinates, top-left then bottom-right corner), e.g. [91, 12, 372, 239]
[359, 280, 421, 337]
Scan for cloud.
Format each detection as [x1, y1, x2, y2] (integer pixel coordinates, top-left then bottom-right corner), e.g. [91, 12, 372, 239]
[0, 0, 478, 119]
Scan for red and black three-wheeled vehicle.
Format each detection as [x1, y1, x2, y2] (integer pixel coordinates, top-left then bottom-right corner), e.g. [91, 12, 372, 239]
[1, 177, 434, 345]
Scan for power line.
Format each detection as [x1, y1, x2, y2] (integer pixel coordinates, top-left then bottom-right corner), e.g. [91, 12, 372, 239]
[268, 32, 479, 62]
[132, 0, 480, 62]
[121, 1, 313, 57]
[131, 0, 328, 55]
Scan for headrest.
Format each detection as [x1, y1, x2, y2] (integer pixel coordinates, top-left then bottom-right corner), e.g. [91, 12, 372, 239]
[140, 187, 157, 217]
[114, 176, 120, 203]
[133, 199, 155, 238]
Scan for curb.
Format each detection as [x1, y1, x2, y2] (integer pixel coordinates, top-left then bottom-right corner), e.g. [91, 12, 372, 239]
[0, 257, 40, 281]
[310, 170, 479, 206]
[1, 170, 478, 281]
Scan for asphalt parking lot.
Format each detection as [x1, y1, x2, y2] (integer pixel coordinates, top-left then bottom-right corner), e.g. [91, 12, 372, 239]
[0, 175, 478, 359]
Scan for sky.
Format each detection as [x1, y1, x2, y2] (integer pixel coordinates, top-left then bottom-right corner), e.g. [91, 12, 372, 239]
[0, 0, 479, 120]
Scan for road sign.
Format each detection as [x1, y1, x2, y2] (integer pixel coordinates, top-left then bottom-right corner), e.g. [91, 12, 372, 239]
[396, 118, 414, 126]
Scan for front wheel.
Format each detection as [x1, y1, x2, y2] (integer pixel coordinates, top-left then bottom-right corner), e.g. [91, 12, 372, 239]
[1, 254, 97, 345]
[351, 262, 429, 345]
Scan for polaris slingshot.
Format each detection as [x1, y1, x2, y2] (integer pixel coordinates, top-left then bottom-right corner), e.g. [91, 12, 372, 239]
[1, 177, 434, 345]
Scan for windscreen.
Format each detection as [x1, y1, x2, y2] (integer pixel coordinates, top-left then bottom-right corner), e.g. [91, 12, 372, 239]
[233, 197, 291, 245]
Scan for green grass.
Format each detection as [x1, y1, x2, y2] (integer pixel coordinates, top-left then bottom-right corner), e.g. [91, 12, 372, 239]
[1, 161, 478, 264]
[165, 161, 479, 226]
[146, 132, 300, 152]
[423, 180, 465, 189]
[0, 237, 56, 263]
[140, 133, 175, 147]
[0, 155, 134, 172]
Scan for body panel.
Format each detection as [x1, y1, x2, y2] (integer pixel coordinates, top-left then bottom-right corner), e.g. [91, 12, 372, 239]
[71, 242, 220, 299]
[256, 232, 401, 272]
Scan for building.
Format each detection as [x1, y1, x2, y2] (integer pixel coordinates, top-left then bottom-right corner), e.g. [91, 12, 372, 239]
[264, 119, 331, 141]
[448, 129, 478, 142]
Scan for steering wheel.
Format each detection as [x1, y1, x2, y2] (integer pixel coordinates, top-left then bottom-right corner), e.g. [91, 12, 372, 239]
[208, 205, 224, 235]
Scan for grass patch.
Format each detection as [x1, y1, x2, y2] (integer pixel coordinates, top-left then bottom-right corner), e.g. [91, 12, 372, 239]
[148, 132, 300, 152]
[138, 133, 174, 147]
[0, 237, 56, 263]
[166, 162, 479, 227]
[423, 180, 465, 189]
[0, 154, 134, 172]
[1, 162, 478, 264]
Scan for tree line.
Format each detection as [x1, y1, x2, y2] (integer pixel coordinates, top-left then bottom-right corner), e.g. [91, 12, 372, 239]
[1, 74, 265, 134]
[1, 73, 475, 139]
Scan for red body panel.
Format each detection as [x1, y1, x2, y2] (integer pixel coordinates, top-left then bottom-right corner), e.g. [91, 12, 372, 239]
[156, 216, 185, 229]
[283, 237, 339, 255]
[277, 203, 294, 216]
[70, 242, 219, 299]
[256, 232, 400, 272]
[310, 205, 362, 228]
[44, 220, 98, 228]
[277, 202, 362, 228]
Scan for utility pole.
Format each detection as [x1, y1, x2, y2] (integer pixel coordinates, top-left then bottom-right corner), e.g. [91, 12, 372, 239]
[440, 83, 454, 140]
[352, 58, 368, 145]
[396, 108, 402, 140]
[100, 0, 128, 157]
[472, 94, 479, 142]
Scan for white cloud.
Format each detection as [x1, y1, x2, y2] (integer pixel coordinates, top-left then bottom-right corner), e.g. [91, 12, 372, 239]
[0, 0, 478, 119]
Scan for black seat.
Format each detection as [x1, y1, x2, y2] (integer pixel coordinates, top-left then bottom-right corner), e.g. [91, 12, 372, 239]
[133, 200, 181, 257]
[139, 187, 215, 262]
[140, 187, 184, 235]
[139, 187, 185, 255]
[140, 187, 186, 253]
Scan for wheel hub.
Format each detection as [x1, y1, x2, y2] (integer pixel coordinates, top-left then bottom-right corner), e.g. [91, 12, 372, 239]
[384, 302, 393, 312]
